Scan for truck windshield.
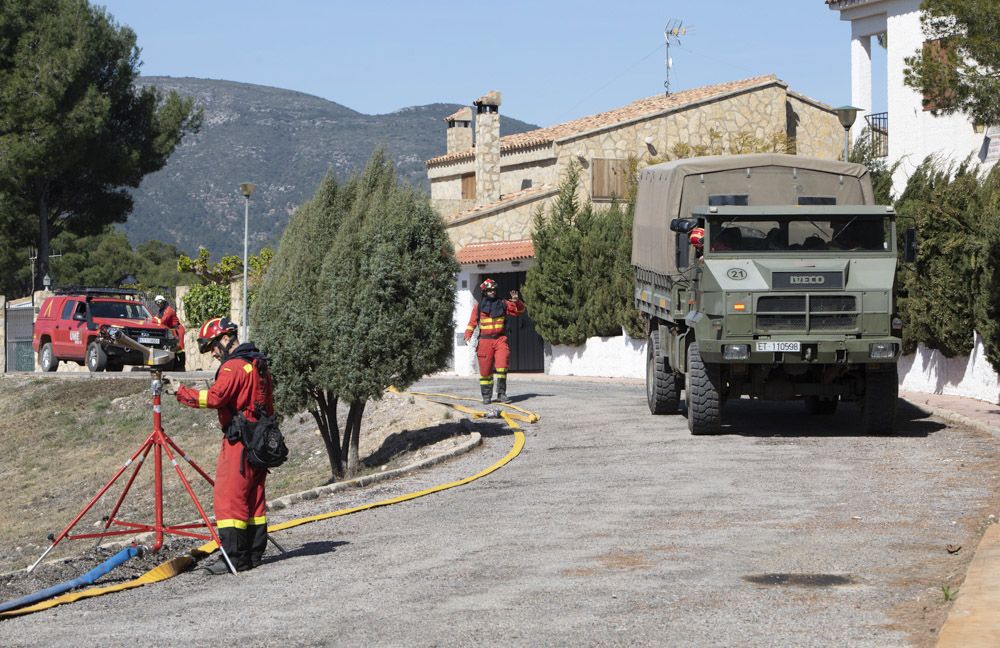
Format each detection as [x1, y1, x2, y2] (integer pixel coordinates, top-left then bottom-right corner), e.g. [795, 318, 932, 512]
[90, 300, 151, 319]
[707, 215, 890, 253]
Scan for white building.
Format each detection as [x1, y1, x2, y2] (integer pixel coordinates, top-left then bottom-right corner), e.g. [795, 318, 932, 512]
[827, 0, 998, 192]
[829, 0, 1000, 403]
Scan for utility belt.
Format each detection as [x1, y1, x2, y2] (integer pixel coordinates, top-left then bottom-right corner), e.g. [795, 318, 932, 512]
[479, 333, 505, 340]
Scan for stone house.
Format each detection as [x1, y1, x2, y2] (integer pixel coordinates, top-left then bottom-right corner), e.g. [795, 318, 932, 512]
[827, 0, 998, 192]
[427, 74, 843, 376]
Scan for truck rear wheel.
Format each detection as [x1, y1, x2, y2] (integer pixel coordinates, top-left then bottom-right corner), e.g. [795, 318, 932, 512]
[686, 342, 722, 434]
[804, 395, 838, 415]
[862, 366, 898, 434]
[87, 342, 108, 372]
[646, 330, 680, 414]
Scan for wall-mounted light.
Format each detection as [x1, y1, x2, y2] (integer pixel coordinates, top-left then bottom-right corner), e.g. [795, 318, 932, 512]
[511, 260, 521, 267]
[476, 263, 486, 269]
[643, 135, 657, 156]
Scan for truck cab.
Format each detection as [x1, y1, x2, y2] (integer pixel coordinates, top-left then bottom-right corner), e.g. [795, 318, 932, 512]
[633, 154, 906, 435]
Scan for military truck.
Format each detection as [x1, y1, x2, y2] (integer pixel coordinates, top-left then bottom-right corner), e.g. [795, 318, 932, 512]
[633, 154, 914, 435]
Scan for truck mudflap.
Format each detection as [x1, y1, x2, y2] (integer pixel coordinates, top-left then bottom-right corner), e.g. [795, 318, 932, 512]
[694, 337, 902, 365]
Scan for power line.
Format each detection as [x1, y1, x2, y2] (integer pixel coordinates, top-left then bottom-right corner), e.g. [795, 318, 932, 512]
[559, 41, 665, 122]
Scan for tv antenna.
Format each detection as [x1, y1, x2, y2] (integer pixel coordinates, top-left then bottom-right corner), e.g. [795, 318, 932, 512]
[664, 20, 690, 95]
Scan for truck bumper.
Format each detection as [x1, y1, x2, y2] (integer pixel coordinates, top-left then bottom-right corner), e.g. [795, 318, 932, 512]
[697, 337, 902, 365]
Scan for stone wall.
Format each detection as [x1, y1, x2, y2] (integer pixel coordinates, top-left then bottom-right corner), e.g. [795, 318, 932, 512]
[446, 190, 557, 250]
[447, 122, 473, 154]
[786, 94, 841, 159]
[475, 111, 501, 203]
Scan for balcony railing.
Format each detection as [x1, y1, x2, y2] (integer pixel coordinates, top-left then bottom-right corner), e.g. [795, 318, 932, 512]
[865, 112, 888, 158]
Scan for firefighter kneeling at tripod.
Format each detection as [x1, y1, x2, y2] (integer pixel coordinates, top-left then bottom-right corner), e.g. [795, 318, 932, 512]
[170, 317, 273, 575]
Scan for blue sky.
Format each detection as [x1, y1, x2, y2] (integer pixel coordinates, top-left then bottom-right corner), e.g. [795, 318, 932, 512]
[97, 0, 886, 127]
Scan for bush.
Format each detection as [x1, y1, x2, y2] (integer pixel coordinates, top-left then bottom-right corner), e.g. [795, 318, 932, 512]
[182, 284, 229, 328]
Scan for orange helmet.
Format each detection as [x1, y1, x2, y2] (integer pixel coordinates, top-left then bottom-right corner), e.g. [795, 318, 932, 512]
[689, 227, 705, 249]
[479, 278, 498, 292]
[197, 317, 238, 354]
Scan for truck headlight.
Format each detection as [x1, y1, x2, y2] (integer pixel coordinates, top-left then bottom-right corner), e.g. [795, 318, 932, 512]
[869, 342, 896, 359]
[723, 344, 750, 360]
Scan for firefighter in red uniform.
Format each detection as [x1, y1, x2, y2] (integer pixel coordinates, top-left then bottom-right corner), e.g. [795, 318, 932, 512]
[464, 278, 526, 404]
[171, 317, 273, 574]
[153, 295, 186, 371]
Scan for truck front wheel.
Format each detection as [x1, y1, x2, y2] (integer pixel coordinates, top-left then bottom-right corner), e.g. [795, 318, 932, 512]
[87, 342, 108, 372]
[862, 366, 898, 434]
[39, 343, 59, 372]
[646, 330, 680, 414]
[686, 342, 722, 434]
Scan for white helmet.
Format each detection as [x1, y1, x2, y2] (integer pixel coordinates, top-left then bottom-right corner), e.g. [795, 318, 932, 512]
[154, 295, 167, 304]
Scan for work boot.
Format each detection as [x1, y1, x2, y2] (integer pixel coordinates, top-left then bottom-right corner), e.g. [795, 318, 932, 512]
[204, 527, 245, 575]
[247, 523, 268, 569]
[201, 558, 234, 575]
[480, 382, 493, 405]
[495, 375, 510, 403]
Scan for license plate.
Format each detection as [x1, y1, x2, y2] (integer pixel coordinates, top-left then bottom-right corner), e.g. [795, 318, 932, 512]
[137, 336, 159, 345]
[756, 341, 800, 353]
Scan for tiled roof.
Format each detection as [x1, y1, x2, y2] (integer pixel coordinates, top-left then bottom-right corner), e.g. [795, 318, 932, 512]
[445, 183, 557, 224]
[427, 75, 784, 166]
[456, 239, 535, 265]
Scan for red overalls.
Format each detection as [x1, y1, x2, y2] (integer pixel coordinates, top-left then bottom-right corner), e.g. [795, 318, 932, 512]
[464, 298, 526, 402]
[176, 355, 272, 569]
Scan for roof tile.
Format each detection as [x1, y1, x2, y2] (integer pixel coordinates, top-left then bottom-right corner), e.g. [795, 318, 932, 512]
[456, 239, 535, 264]
[428, 75, 784, 166]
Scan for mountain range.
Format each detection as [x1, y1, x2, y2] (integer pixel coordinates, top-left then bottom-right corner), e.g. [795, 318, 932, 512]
[120, 77, 539, 257]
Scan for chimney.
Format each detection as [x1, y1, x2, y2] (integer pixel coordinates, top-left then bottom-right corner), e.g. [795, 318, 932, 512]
[445, 107, 473, 154]
[474, 90, 502, 203]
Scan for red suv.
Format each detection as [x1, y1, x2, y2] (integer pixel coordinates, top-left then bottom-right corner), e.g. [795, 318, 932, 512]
[32, 289, 179, 372]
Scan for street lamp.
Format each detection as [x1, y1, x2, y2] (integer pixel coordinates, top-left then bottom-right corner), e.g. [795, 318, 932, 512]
[239, 182, 255, 341]
[835, 105, 862, 162]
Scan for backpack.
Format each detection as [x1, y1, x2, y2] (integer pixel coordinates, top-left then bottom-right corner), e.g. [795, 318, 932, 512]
[225, 353, 288, 472]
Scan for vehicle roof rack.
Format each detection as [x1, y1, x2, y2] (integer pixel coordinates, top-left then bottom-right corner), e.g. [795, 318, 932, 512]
[53, 287, 142, 300]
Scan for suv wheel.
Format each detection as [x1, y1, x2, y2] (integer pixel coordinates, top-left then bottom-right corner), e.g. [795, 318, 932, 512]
[87, 342, 108, 372]
[39, 343, 59, 372]
[646, 330, 680, 414]
[686, 342, 723, 435]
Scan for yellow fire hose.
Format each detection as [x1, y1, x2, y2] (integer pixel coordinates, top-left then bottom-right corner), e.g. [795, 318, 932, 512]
[0, 389, 537, 619]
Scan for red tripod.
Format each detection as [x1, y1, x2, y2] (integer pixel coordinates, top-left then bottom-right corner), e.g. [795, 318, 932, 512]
[27, 370, 237, 575]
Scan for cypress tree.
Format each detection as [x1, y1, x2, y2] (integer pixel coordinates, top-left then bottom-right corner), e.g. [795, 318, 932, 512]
[523, 164, 587, 345]
[253, 171, 354, 479]
[318, 151, 457, 477]
[973, 166, 1000, 373]
[895, 157, 979, 357]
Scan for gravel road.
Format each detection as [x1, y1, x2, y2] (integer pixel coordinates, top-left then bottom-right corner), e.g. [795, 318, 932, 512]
[2, 375, 998, 647]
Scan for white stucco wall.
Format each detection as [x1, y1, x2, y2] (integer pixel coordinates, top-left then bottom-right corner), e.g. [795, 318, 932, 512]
[547, 331, 646, 379]
[899, 333, 1000, 403]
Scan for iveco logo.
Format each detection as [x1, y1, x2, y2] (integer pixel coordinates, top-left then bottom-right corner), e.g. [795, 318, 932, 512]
[790, 275, 826, 285]
[726, 268, 747, 280]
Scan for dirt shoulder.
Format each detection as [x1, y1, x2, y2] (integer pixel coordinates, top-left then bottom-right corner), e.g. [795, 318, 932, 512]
[0, 374, 467, 576]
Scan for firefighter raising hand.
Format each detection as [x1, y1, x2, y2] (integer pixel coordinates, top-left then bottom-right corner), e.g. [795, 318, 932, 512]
[509, 289, 519, 301]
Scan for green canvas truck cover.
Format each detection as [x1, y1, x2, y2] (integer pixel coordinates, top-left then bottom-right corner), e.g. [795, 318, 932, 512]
[631, 153, 876, 275]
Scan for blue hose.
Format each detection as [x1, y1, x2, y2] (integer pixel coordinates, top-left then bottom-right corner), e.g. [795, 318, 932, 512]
[0, 546, 141, 613]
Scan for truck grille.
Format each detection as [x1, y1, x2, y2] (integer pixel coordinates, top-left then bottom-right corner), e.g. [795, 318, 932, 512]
[123, 327, 169, 345]
[755, 295, 858, 332]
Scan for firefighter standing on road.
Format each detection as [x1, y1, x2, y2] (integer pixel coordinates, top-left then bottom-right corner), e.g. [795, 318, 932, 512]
[170, 317, 273, 574]
[153, 295, 186, 371]
[464, 278, 526, 404]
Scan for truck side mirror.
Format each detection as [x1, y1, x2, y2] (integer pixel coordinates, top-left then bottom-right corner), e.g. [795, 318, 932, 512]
[903, 227, 917, 263]
[670, 218, 697, 234]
